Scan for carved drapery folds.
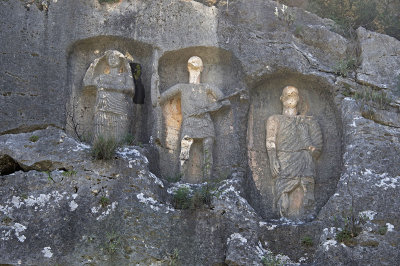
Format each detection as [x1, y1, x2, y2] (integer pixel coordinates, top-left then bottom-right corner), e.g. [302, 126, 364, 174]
[266, 86, 322, 219]
[83, 50, 135, 142]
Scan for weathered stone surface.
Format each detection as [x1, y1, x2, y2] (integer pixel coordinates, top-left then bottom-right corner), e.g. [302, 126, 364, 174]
[357, 27, 400, 90]
[313, 98, 400, 265]
[0, 128, 296, 265]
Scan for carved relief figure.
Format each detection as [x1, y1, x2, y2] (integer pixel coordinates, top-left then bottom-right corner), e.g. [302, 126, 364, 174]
[83, 50, 135, 142]
[159, 56, 229, 180]
[266, 86, 322, 219]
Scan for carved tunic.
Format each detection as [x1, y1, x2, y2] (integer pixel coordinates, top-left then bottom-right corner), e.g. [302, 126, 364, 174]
[161, 83, 223, 139]
[274, 115, 322, 178]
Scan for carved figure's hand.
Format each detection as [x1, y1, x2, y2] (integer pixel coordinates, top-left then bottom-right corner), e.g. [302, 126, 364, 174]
[270, 158, 280, 177]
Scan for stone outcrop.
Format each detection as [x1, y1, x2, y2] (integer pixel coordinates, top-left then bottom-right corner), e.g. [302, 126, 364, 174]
[356, 27, 400, 90]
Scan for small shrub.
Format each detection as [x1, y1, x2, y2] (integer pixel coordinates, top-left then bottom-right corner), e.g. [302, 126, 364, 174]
[336, 228, 354, 244]
[334, 58, 357, 77]
[62, 170, 77, 177]
[301, 236, 313, 247]
[121, 134, 135, 146]
[378, 225, 388, 235]
[172, 184, 215, 210]
[360, 240, 379, 247]
[166, 173, 182, 183]
[104, 232, 120, 254]
[98, 0, 119, 4]
[294, 24, 304, 36]
[360, 106, 375, 120]
[29, 135, 39, 142]
[355, 88, 390, 109]
[172, 187, 191, 209]
[45, 171, 55, 183]
[2, 216, 12, 225]
[342, 84, 354, 97]
[274, 4, 295, 27]
[99, 196, 110, 208]
[261, 253, 282, 266]
[335, 209, 363, 246]
[168, 248, 180, 266]
[198, 185, 213, 206]
[91, 136, 117, 160]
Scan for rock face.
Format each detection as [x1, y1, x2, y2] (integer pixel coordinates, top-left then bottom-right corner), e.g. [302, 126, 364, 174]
[356, 27, 400, 90]
[0, 0, 400, 265]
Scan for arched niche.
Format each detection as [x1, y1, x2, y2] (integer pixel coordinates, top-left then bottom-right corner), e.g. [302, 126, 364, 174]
[66, 36, 154, 143]
[157, 46, 247, 182]
[247, 72, 342, 219]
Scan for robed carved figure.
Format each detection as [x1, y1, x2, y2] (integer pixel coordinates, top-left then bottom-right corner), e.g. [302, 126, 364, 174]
[266, 86, 322, 219]
[83, 50, 135, 142]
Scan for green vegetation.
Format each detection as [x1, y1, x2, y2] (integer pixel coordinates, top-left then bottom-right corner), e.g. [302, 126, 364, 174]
[333, 58, 357, 77]
[354, 88, 390, 109]
[29, 135, 39, 142]
[99, 196, 110, 208]
[378, 225, 388, 235]
[172, 187, 191, 209]
[98, 0, 119, 4]
[335, 208, 365, 246]
[104, 232, 121, 254]
[45, 171, 55, 183]
[172, 185, 214, 210]
[294, 24, 304, 36]
[166, 173, 182, 183]
[91, 136, 118, 160]
[168, 248, 180, 266]
[2, 216, 12, 225]
[261, 253, 283, 266]
[122, 134, 135, 146]
[62, 170, 77, 177]
[306, 0, 400, 40]
[274, 3, 296, 27]
[301, 235, 313, 247]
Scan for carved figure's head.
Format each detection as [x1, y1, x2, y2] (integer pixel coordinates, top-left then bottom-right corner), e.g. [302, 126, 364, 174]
[187, 56, 203, 85]
[105, 50, 123, 68]
[280, 86, 299, 108]
[187, 56, 203, 73]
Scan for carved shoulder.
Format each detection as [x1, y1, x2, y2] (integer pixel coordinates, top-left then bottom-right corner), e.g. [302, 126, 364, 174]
[207, 84, 224, 100]
[160, 84, 182, 103]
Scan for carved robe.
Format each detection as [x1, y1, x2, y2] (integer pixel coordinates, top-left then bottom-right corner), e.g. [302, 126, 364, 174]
[92, 73, 134, 141]
[83, 51, 135, 142]
[268, 114, 322, 217]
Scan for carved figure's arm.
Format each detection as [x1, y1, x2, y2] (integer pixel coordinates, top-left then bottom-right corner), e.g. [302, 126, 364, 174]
[307, 119, 323, 159]
[208, 85, 224, 101]
[208, 85, 231, 109]
[159, 85, 181, 104]
[266, 116, 280, 177]
[121, 74, 135, 95]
